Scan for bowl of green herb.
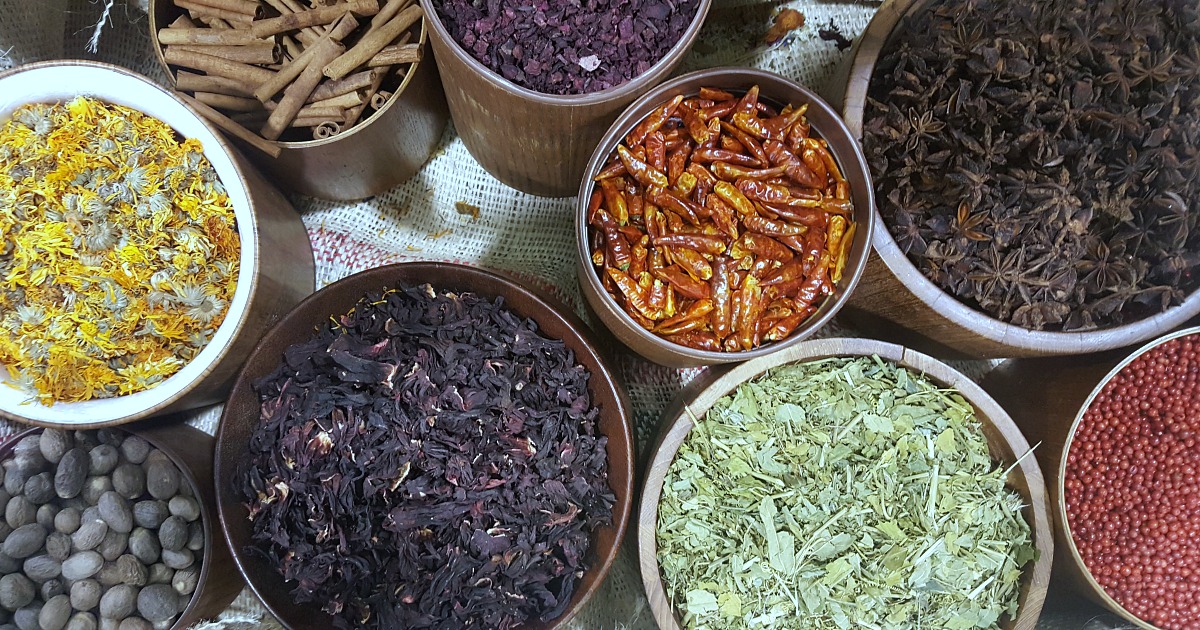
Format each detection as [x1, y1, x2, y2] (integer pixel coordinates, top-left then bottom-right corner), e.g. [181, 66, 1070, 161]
[638, 337, 1053, 630]
[0, 61, 314, 427]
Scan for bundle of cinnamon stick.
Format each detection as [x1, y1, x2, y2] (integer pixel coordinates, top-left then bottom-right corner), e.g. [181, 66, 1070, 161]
[159, 0, 424, 153]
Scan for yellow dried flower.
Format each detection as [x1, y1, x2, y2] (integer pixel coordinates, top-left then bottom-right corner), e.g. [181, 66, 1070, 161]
[0, 96, 241, 404]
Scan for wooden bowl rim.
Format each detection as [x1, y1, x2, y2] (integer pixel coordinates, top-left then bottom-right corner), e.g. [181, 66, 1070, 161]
[0, 425, 217, 629]
[574, 67, 876, 366]
[215, 260, 635, 630]
[637, 336, 1054, 630]
[1055, 325, 1200, 630]
[0, 60, 265, 429]
[418, 0, 713, 107]
[840, 0, 1200, 354]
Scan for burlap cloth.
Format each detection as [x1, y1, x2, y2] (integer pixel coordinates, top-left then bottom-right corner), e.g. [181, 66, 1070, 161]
[0, 1, 1138, 628]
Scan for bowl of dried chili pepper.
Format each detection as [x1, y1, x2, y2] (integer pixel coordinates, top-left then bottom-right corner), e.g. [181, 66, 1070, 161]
[984, 326, 1200, 630]
[576, 68, 874, 367]
[0, 61, 314, 427]
[216, 261, 633, 630]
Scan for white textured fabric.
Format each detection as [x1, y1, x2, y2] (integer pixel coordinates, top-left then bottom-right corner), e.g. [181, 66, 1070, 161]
[0, 1, 1111, 628]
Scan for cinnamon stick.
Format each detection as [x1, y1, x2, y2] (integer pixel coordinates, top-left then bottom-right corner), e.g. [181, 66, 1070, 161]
[292, 116, 341, 128]
[370, 90, 392, 110]
[164, 47, 277, 84]
[158, 27, 264, 46]
[168, 42, 281, 65]
[324, 4, 421, 80]
[309, 91, 364, 109]
[193, 91, 265, 112]
[187, 0, 262, 17]
[342, 67, 384, 128]
[260, 0, 323, 44]
[177, 0, 252, 24]
[177, 92, 282, 158]
[366, 0, 412, 34]
[176, 71, 257, 98]
[306, 68, 379, 102]
[313, 121, 341, 139]
[252, 13, 359, 102]
[250, 0, 378, 39]
[261, 37, 345, 140]
[169, 15, 197, 28]
[367, 42, 420, 66]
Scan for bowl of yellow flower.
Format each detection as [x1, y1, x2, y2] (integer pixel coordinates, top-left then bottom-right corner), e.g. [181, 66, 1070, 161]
[0, 60, 315, 427]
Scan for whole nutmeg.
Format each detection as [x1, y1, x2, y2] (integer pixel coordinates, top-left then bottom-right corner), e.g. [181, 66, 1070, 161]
[71, 519, 108, 552]
[2, 525, 46, 559]
[54, 449, 89, 500]
[38, 430, 72, 466]
[0, 522, 11, 543]
[64, 612, 98, 630]
[12, 603, 41, 630]
[72, 431, 99, 451]
[170, 566, 199, 596]
[142, 462, 179, 502]
[22, 554, 62, 583]
[69, 579, 101, 612]
[185, 523, 203, 553]
[0, 573, 34, 610]
[165, 497, 199, 524]
[135, 584, 177, 623]
[160, 548, 193, 571]
[116, 618, 151, 630]
[45, 532, 71, 562]
[146, 564, 172, 586]
[115, 555, 148, 587]
[38, 578, 64, 602]
[61, 551, 104, 581]
[81, 477, 114, 507]
[99, 584, 138, 620]
[117, 438, 150, 466]
[38, 594, 70, 630]
[98, 493, 133, 535]
[94, 561, 124, 588]
[110, 466, 144, 501]
[53, 508, 81, 536]
[5, 497, 35, 530]
[157, 518, 186, 553]
[96, 430, 124, 448]
[131, 502, 167, 531]
[97, 530, 128, 562]
[127, 530, 159, 567]
[35, 503, 59, 531]
[0, 553, 19, 574]
[3, 464, 29, 498]
[87, 446, 119, 478]
[24, 473, 55, 505]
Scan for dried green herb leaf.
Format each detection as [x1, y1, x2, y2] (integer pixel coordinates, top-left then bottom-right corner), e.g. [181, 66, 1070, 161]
[657, 356, 1036, 630]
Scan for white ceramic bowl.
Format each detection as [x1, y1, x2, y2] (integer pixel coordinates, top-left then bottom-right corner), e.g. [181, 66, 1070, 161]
[0, 61, 315, 427]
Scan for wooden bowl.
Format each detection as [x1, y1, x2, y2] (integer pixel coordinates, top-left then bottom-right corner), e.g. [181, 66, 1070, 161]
[575, 68, 874, 368]
[149, 0, 450, 201]
[215, 262, 634, 629]
[830, 0, 1200, 359]
[0, 61, 314, 428]
[419, 0, 711, 197]
[983, 326, 1200, 630]
[639, 337, 1054, 630]
[0, 421, 243, 628]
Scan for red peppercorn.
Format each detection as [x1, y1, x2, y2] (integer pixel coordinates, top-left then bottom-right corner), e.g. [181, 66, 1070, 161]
[1065, 334, 1200, 630]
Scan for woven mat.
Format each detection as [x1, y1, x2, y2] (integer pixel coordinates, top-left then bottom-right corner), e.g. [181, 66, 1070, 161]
[0, 0, 1135, 628]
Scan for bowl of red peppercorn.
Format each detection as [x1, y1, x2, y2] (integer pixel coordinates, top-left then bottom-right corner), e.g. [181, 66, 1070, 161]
[984, 326, 1200, 630]
[575, 67, 873, 368]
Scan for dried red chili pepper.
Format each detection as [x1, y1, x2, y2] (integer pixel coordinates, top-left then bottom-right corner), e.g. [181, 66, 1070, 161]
[586, 84, 856, 352]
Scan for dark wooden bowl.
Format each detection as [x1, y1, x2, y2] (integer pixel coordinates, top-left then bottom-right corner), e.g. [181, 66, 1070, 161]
[149, 0, 450, 201]
[829, 0, 1200, 358]
[575, 68, 875, 367]
[982, 326, 1200, 630]
[0, 61, 313, 428]
[419, 0, 711, 197]
[640, 337, 1054, 630]
[215, 262, 634, 630]
[0, 422, 243, 628]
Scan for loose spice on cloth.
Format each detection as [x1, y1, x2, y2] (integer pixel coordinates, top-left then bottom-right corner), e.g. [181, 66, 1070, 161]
[242, 284, 614, 629]
[658, 356, 1035, 629]
[0, 97, 239, 403]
